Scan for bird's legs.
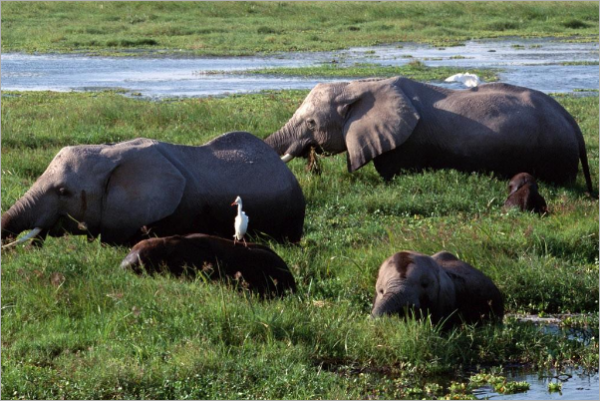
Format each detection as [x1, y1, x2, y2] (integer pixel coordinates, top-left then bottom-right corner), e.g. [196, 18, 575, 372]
[233, 236, 248, 247]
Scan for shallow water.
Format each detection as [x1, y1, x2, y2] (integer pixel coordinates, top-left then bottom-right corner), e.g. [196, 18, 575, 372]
[473, 316, 598, 400]
[474, 369, 599, 400]
[1, 38, 598, 98]
[1, 53, 327, 98]
[344, 38, 599, 93]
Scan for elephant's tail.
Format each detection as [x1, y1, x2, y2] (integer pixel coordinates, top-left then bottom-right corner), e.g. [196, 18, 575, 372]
[572, 118, 595, 196]
[562, 108, 595, 196]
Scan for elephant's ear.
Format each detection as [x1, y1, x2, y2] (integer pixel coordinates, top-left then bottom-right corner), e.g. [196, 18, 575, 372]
[341, 78, 420, 172]
[101, 143, 186, 243]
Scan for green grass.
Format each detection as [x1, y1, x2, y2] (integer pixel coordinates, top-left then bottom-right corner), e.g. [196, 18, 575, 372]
[2, 2, 598, 55]
[2, 91, 598, 399]
[225, 61, 500, 81]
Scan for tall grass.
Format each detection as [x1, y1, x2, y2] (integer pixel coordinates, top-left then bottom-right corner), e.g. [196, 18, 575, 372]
[1, 91, 598, 399]
[2, 2, 598, 55]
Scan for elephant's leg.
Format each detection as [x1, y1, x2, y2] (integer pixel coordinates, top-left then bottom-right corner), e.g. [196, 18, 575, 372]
[373, 140, 429, 181]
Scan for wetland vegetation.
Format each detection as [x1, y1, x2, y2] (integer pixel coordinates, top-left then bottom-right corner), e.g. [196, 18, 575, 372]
[1, 90, 598, 399]
[2, 2, 598, 399]
[216, 61, 500, 81]
[2, 2, 598, 56]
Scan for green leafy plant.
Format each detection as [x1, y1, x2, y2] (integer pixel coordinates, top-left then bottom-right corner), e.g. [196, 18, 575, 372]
[548, 381, 563, 392]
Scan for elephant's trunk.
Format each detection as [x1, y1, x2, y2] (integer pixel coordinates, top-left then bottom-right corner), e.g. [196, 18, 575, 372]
[1, 192, 45, 245]
[371, 292, 415, 318]
[2, 200, 32, 240]
[1, 213, 15, 241]
[265, 119, 303, 163]
[264, 129, 289, 156]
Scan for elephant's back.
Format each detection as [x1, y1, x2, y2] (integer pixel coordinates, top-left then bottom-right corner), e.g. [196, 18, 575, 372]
[202, 234, 297, 294]
[206, 132, 299, 191]
[412, 83, 580, 182]
[446, 82, 576, 136]
[201, 132, 306, 218]
[159, 131, 301, 195]
[159, 132, 305, 242]
[441, 260, 504, 321]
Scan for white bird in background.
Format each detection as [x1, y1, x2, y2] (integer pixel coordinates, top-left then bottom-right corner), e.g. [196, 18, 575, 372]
[231, 196, 249, 246]
[445, 72, 481, 88]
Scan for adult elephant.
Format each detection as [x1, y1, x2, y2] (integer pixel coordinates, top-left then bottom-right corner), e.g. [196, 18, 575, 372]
[1, 131, 305, 246]
[371, 250, 504, 326]
[265, 77, 594, 193]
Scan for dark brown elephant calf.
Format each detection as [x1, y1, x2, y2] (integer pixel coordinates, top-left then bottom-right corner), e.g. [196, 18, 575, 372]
[371, 250, 504, 326]
[504, 172, 548, 214]
[121, 234, 296, 297]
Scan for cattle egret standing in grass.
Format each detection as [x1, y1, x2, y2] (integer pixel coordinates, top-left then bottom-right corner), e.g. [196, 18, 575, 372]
[231, 196, 249, 246]
[445, 72, 481, 88]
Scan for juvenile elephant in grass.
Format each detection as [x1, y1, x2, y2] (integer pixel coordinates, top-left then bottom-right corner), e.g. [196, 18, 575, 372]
[371, 251, 504, 326]
[121, 233, 296, 297]
[504, 172, 548, 214]
[266, 77, 594, 194]
[1, 131, 305, 247]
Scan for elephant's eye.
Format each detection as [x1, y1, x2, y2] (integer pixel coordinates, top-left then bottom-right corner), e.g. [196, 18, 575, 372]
[58, 187, 72, 197]
[307, 119, 316, 130]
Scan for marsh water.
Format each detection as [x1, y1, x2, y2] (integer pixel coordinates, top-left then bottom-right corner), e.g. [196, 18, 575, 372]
[2, 38, 598, 98]
[474, 369, 599, 400]
[474, 318, 598, 400]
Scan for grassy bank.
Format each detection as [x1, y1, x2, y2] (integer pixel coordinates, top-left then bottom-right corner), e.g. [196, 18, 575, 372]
[217, 61, 500, 81]
[1, 90, 598, 399]
[2, 2, 598, 55]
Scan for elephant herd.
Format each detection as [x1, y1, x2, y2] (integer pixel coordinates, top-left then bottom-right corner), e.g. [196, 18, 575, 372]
[2, 77, 595, 325]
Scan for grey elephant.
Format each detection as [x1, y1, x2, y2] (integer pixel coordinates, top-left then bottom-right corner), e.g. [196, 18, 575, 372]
[265, 77, 594, 193]
[1, 131, 305, 246]
[371, 250, 504, 326]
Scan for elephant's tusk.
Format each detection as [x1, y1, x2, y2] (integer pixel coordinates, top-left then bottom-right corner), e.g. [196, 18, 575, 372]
[281, 154, 295, 163]
[1, 227, 42, 249]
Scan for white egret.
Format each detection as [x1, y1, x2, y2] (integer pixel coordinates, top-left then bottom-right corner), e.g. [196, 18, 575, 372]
[444, 72, 481, 88]
[231, 196, 249, 246]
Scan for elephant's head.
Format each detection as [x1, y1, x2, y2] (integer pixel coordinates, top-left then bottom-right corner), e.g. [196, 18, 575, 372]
[371, 251, 456, 323]
[265, 77, 420, 172]
[120, 236, 185, 275]
[1, 139, 186, 246]
[507, 172, 538, 195]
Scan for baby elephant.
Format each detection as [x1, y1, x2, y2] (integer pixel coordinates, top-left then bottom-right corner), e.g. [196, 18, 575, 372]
[504, 172, 547, 214]
[121, 234, 296, 297]
[371, 251, 504, 326]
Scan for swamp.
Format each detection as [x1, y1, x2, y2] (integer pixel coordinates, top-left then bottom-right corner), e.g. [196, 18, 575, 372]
[1, 2, 598, 399]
